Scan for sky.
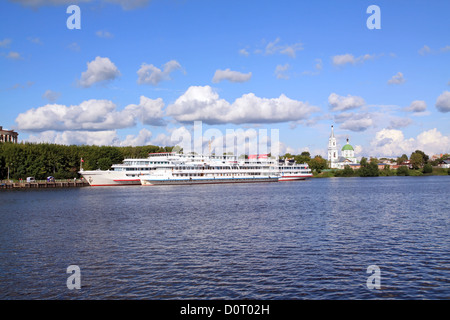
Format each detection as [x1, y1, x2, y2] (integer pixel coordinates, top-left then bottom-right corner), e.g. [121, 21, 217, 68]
[1, 0, 449, 159]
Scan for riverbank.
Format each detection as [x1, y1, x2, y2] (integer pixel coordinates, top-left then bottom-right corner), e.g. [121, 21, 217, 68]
[0, 179, 89, 189]
[312, 167, 450, 178]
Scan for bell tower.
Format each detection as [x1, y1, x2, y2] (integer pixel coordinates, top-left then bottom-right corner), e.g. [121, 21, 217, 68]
[327, 125, 338, 168]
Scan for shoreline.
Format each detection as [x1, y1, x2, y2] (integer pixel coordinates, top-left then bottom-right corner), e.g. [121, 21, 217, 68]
[312, 167, 450, 178]
[0, 180, 89, 189]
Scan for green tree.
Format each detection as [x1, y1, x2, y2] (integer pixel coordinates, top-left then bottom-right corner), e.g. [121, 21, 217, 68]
[294, 151, 311, 164]
[397, 154, 408, 165]
[0, 142, 174, 180]
[410, 151, 424, 170]
[422, 163, 433, 174]
[380, 165, 394, 176]
[97, 157, 113, 170]
[360, 157, 368, 167]
[341, 165, 355, 177]
[396, 166, 410, 176]
[414, 150, 429, 163]
[308, 155, 327, 173]
[359, 157, 379, 177]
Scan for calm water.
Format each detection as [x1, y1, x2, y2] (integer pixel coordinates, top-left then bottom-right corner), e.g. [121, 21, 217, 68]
[0, 176, 449, 300]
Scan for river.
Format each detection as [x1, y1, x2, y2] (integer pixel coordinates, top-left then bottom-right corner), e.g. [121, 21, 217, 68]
[0, 176, 448, 299]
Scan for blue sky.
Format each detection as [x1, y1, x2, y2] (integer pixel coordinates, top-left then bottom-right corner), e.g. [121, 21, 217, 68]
[1, 0, 449, 158]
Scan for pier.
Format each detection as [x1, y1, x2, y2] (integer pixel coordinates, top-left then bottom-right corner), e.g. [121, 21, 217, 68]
[0, 180, 89, 189]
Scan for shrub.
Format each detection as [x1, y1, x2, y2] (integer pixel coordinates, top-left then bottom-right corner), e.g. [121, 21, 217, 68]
[422, 163, 433, 174]
[396, 166, 409, 176]
[359, 162, 379, 177]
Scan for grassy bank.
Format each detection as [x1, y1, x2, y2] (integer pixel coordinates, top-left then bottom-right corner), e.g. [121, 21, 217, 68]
[312, 167, 450, 178]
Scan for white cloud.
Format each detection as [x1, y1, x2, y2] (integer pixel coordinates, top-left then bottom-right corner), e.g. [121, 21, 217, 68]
[387, 72, 405, 85]
[42, 89, 61, 102]
[274, 64, 290, 79]
[371, 128, 450, 157]
[0, 38, 12, 48]
[17, 96, 166, 132]
[27, 130, 120, 146]
[332, 54, 356, 66]
[404, 100, 427, 113]
[6, 51, 22, 60]
[120, 128, 153, 146]
[137, 60, 182, 85]
[328, 93, 365, 112]
[315, 58, 323, 71]
[16, 99, 135, 132]
[124, 96, 165, 126]
[265, 37, 281, 55]
[239, 48, 249, 57]
[387, 117, 413, 129]
[332, 53, 376, 66]
[7, 81, 34, 90]
[302, 58, 323, 76]
[103, 0, 149, 10]
[67, 42, 80, 52]
[160, 124, 281, 156]
[11, 0, 149, 10]
[418, 44, 450, 55]
[264, 37, 303, 58]
[95, 30, 114, 38]
[418, 45, 431, 56]
[340, 115, 374, 132]
[435, 91, 450, 113]
[166, 85, 319, 125]
[371, 129, 414, 157]
[28, 37, 43, 45]
[279, 43, 304, 58]
[212, 69, 252, 83]
[354, 145, 363, 155]
[27, 128, 160, 147]
[79, 56, 120, 88]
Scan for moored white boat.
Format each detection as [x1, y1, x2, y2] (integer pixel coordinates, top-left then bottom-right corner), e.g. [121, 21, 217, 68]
[79, 152, 176, 186]
[278, 158, 313, 181]
[79, 152, 312, 186]
[140, 154, 280, 186]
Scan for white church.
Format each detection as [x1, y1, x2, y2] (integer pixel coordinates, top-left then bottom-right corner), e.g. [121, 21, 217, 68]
[327, 125, 358, 169]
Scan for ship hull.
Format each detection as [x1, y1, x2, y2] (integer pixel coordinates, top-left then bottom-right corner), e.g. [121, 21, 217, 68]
[79, 170, 142, 186]
[279, 174, 312, 181]
[141, 176, 278, 186]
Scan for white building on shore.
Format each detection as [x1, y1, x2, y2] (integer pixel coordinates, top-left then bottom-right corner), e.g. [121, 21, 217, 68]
[327, 125, 358, 169]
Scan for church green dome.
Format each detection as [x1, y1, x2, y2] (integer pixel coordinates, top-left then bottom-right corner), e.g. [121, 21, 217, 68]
[342, 144, 354, 151]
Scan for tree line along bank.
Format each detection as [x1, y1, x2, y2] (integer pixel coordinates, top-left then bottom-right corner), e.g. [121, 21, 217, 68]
[1, 143, 448, 181]
[0, 143, 173, 180]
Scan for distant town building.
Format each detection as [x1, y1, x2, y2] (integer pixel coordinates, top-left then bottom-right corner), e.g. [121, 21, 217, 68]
[439, 159, 450, 169]
[431, 154, 443, 162]
[0, 126, 18, 143]
[327, 125, 358, 169]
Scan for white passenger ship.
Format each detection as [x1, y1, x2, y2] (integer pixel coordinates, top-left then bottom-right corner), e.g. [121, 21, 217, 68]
[79, 152, 175, 186]
[79, 152, 312, 186]
[140, 154, 280, 186]
[278, 158, 313, 181]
